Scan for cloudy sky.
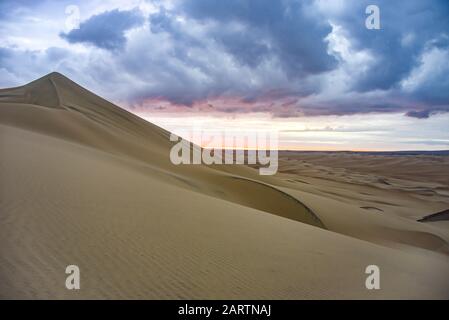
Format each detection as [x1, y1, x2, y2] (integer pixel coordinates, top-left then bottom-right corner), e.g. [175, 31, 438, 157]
[1, 0, 448, 150]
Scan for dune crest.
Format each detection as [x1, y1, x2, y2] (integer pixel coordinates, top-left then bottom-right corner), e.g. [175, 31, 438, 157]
[0, 72, 322, 228]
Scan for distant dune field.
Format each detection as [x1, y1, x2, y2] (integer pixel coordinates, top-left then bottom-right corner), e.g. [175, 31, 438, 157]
[1, 73, 448, 299]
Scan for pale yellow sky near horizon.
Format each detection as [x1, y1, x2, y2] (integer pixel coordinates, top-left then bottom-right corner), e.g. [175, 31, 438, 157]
[138, 111, 449, 151]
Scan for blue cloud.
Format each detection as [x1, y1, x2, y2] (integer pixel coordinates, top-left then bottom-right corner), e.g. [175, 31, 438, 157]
[328, 0, 449, 93]
[181, 0, 337, 76]
[60, 9, 144, 50]
[0, 47, 12, 62]
[406, 110, 435, 119]
[0, 0, 37, 19]
[1, 0, 449, 120]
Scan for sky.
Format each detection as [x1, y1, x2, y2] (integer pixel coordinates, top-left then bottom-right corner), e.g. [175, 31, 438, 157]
[1, 0, 448, 150]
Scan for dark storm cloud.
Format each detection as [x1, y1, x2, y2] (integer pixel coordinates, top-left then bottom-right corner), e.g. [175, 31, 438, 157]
[149, 9, 202, 55]
[60, 9, 145, 50]
[209, 29, 270, 68]
[133, 0, 449, 117]
[181, 0, 337, 76]
[329, 0, 449, 93]
[406, 110, 434, 119]
[1, 0, 449, 119]
[123, 0, 335, 107]
[296, 98, 408, 117]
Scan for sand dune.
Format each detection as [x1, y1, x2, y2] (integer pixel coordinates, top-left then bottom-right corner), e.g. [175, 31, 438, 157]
[419, 209, 449, 222]
[1, 73, 449, 299]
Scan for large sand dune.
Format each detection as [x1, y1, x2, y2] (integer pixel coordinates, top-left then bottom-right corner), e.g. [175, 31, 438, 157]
[1, 73, 448, 299]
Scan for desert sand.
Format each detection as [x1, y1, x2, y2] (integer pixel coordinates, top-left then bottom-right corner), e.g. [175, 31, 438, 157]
[0, 72, 448, 299]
